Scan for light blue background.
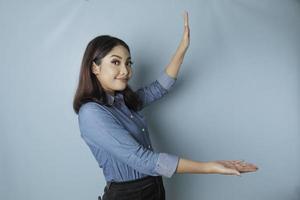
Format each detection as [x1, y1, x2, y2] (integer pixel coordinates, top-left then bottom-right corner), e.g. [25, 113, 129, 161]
[1, 0, 299, 199]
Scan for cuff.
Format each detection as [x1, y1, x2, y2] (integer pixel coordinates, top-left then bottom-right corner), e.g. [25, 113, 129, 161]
[154, 153, 179, 178]
[157, 70, 177, 91]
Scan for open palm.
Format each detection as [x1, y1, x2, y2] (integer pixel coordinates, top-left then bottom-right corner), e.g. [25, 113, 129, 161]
[178, 11, 190, 53]
[213, 160, 259, 176]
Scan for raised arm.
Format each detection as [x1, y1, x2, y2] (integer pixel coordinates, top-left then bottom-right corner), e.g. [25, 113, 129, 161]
[164, 11, 190, 79]
[134, 11, 190, 110]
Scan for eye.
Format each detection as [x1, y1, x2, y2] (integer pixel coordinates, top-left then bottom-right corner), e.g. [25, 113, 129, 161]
[111, 60, 120, 65]
[127, 61, 134, 67]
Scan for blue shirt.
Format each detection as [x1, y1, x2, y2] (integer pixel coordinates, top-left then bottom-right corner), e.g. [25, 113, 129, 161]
[78, 70, 179, 182]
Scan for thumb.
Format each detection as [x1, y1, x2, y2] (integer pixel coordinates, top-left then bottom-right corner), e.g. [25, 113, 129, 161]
[228, 168, 241, 176]
[235, 170, 241, 176]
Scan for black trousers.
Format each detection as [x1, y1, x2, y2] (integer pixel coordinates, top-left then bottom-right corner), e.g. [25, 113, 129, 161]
[98, 176, 165, 200]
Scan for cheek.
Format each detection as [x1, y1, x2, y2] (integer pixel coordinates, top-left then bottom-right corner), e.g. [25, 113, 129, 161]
[103, 67, 119, 79]
[128, 68, 133, 78]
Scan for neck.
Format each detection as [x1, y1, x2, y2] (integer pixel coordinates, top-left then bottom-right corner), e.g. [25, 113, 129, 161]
[105, 90, 115, 96]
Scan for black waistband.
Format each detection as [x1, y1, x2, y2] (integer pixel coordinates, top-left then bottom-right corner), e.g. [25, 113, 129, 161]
[106, 176, 162, 190]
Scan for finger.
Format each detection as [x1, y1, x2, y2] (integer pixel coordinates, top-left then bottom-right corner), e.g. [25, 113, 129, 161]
[237, 164, 258, 172]
[229, 160, 242, 167]
[245, 165, 258, 170]
[227, 168, 241, 176]
[233, 160, 254, 168]
[231, 162, 256, 172]
[233, 161, 246, 167]
[232, 160, 244, 164]
[239, 162, 258, 169]
[225, 161, 239, 170]
[183, 11, 189, 27]
[238, 160, 245, 163]
[240, 168, 258, 173]
[250, 164, 259, 169]
[238, 167, 256, 172]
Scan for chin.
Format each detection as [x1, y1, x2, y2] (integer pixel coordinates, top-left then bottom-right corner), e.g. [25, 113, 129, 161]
[115, 84, 127, 91]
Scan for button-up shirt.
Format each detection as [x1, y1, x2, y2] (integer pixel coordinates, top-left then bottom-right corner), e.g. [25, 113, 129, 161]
[78, 71, 179, 182]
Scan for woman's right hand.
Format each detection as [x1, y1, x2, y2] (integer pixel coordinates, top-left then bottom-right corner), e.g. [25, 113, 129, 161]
[210, 160, 259, 176]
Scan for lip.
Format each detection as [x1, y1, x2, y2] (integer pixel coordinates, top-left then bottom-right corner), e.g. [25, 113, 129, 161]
[116, 78, 128, 81]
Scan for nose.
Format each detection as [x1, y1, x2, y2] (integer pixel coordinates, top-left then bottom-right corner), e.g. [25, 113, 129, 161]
[120, 64, 129, 76]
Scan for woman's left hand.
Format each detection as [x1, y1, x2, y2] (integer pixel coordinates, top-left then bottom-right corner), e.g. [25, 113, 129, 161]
[179, 11, 190, 53]
[215, 160, 259, 174]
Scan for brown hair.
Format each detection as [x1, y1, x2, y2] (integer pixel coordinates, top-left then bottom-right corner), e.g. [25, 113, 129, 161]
[73, 35, 142, 114]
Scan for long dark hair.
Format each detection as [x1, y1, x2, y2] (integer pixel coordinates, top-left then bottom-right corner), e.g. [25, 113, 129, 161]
[73, 35, 142, 114]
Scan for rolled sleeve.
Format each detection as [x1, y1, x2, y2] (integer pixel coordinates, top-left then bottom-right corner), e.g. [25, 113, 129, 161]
[135, 71, 177, 110]
[156, 70, 177, 91]
[154, 153, 179, 178]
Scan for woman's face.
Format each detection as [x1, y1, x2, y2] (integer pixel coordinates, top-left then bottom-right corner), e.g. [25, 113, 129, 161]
[92, 45, 133, 95]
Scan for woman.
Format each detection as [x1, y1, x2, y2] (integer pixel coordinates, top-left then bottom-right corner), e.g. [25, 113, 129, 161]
[73, 12, 258, 200]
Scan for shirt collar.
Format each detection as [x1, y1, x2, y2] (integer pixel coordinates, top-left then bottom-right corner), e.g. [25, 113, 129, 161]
[106, 92, 124, 106]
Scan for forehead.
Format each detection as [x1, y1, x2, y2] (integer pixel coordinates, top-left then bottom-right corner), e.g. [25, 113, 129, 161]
[106, 45, 130, 59]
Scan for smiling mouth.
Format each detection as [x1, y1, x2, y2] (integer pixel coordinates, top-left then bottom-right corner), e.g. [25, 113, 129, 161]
[116, 78, 128, 81]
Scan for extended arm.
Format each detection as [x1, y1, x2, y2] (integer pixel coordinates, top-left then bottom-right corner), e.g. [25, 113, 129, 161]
[175, 158, 258, 176]
[78, 102, 179, 178]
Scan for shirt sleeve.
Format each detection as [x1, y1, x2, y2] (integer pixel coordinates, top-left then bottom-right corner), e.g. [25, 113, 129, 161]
[78, 102, 179, 178]
[135, 70, 177, 110]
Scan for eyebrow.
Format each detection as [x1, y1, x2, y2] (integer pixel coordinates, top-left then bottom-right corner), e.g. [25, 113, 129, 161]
[110, 55, 131, 60]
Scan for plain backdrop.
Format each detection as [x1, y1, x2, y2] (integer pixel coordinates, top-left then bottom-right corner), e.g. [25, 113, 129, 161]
[1, 0, 299, 200]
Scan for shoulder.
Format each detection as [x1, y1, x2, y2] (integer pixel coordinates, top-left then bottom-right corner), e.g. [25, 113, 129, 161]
[78, 101, 119, 123]
[79, 101, 103, 110]
[78, 102, 110, 118]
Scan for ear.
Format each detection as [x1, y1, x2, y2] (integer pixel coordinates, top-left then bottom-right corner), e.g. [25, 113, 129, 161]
[92, 61, 101, 75]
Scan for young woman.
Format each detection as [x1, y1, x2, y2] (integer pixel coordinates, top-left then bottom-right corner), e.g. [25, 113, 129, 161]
[73, 12, 258, 200]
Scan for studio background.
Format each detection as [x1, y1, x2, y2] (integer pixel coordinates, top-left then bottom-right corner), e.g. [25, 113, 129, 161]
[1, 0, 299, 200]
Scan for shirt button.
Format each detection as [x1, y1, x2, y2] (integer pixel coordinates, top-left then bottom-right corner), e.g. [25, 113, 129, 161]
[130, 115, 134, 118]
[141, 128, 145, 132]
